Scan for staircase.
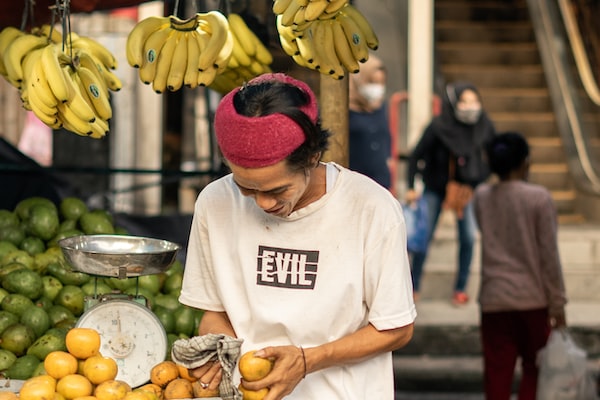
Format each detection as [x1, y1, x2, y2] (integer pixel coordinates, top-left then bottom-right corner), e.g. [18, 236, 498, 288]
[392, 1, 600, 395]
[434, 0, 583, 223]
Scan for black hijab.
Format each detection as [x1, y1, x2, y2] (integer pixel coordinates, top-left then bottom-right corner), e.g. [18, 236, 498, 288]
[432, 82, 495, 157]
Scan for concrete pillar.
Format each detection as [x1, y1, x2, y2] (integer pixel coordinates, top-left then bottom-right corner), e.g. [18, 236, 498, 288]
[407, 0, 434, 149]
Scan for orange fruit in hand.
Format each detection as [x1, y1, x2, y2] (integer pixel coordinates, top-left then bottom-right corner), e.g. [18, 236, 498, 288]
[150, 360, 180, 388]
[56, 374, 94, 399]
[238, 383, 268, 400]
[238, 351, 273, 382]
[45, 351, 79, 379]
[163, 378, 193, 400]
[83, 355, 118, 384]
[192, 380, 220, 398]
[94, 380, 132, 400]
[66, 328, 101, 359]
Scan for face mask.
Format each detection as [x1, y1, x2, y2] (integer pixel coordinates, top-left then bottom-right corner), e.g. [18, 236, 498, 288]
[455, 107, 482, 124]
[358, 83, 386, 104]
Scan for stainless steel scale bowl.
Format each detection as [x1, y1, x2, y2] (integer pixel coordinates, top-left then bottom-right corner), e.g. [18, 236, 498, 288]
[58, 234, 181, 388]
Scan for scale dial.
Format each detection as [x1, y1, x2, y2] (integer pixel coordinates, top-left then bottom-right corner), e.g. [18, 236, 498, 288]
[75, 299, 168, 388]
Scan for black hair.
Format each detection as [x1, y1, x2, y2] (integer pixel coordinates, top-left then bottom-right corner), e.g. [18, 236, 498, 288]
[486, 131, 530, 178]
[232, 80, 331, 170]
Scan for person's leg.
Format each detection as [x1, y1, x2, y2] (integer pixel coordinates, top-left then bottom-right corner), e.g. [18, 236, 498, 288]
[410, 189, 442, 293]
[515, 308, 551, 400]
[455, 201, 477, 293]
[481, 311, 519, 400]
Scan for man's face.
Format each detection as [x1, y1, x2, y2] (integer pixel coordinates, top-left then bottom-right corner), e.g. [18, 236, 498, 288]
[229, 159, 314, 218]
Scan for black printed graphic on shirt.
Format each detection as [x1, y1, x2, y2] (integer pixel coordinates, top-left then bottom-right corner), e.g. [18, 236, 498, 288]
[256, 245, 319, 289]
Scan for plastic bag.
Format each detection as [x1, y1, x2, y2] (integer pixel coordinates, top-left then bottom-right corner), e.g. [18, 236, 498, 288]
[536, 328, 599, 400]
[402, 197, 429, 254]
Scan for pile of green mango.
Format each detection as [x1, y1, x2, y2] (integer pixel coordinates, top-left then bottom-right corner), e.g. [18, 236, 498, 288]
[0, 196, 200, 380]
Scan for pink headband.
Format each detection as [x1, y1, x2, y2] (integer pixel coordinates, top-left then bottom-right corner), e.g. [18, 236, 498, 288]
[214, 73, 319, 168]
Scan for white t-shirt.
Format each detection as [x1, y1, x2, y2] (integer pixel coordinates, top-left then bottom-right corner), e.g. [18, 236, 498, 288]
[180, 162, 416, 399]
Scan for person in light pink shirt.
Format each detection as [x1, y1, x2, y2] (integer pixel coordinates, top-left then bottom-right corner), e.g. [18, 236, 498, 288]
[473, 131, 567, 400]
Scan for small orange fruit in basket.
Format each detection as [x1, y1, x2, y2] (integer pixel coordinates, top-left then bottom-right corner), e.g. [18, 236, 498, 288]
[66, 328, 101, 359]
[56, 373, 94, 399]
[45, 350, 79, 379]
[150, 360, 179, 388]
[135, 383, 163, 399]
[163, 378, 193, 400]
[94, 379, 132, 400]
[19, 375, 57, 400]
[238, 351, 273, 382]
[83, 355, 118, 384]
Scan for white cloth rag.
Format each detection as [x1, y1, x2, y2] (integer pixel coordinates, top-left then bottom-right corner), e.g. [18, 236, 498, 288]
[171, 333, 244, 400]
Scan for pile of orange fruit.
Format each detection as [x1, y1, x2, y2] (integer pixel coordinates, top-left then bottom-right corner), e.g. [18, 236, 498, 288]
[11, 327, 159, 400]
[141, 359, 219, 399]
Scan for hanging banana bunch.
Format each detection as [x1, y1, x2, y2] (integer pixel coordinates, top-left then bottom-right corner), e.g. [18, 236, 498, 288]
[208, 13, 274, 95]
[126, 11, 236, 92]
[0, 24, 121, 139]
[273, 1, 379, 79]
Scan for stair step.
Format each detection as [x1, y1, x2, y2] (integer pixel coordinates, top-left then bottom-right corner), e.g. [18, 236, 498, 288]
[435, 21, 535, 42]
[441, 65, 545, 87]
[435, 1, 529, 22]
[490, 112, 558, 137]
[437, 42, 540, 65]
[528, 137, 565, 163]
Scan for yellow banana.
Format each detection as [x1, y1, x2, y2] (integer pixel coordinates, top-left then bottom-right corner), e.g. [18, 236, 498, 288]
[28, 90, 60, 128]
[339, 4, 379, 50]
[62, 65, 97, 123]
[126, 16, 169, 68]
[42, 44, 71, 103]
[3, 33, 48, 84]
[278, 28, 299, 57]
[0, 26, 24, 77]
[139, 25, 173, 84]
[197, 67, 218, 87]
[227, 13, 257, 57]
[27, 81, 57, 117]
[196, 11, 230, 71]
[281, 0, 303, 26]
[36, 24, 63, 44]
[273, 0, 294, 15]
[72, 36, 118, 69]
[28, 56, 60, 109]
[166, 31, 188, 92]
[336, 13, 369, 63]
[76, 51, 109, 93]
[21, 47, 44, 85]
[312, 20, 344, 79]
[184, 31, 201, 89]
[77, 65, 112, 120]
[230, 32, 253, 67]
[214, 27, 234, 73]
[89, 117, 109, 139]
[254, 38, 273, 66]
[304, 0, 329, 21]
[151, 29, 179, 93]
[293, 6, 307, 26]
[57, 101, 94, 136]
[324, 0, 349, 16]
[295, 27, 318, 68]
[331, 18, 360, 73]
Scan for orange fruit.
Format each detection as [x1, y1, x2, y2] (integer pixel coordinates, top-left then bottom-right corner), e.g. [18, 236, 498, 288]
[0, 393, 18, 400]
[176, 363, 197, 382]
[54, 393, 67, 400]
[66, 328, 101, 359]
[83, 355, 118, 384]
[150, 360, 179, 388]
[45, 351, 79, 379]
[238, 351, 273, 382]
[72, 397, 98, 400]
[237, 383, 268, 400]
[56, 374, 94, 399]
[162, 378, 193, 400]
[94, 380, 132, 400]
[130, 390, 158, 400]
[192, 380, 220, 398]
[19, 375, 56, 400]
[135, 383, 162, 399]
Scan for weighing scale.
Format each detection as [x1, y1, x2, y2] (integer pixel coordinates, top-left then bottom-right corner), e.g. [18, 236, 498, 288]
[59, 234, 180, 388]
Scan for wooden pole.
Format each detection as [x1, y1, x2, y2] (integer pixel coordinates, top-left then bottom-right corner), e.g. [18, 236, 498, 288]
[320, 75, 349, 167]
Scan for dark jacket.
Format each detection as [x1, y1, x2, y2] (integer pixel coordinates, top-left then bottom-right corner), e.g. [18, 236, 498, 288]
[407, 82, 496, 197]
